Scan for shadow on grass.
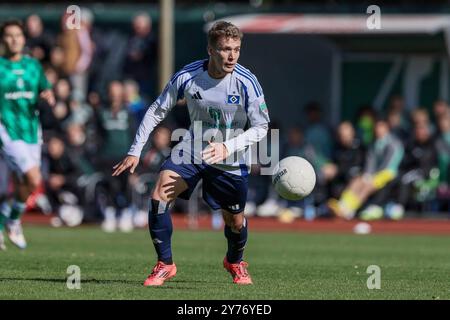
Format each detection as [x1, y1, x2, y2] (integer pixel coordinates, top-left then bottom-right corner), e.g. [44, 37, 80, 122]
[0, 277, 224, 288]
[170, 279, 210, 284]
[0, 277, 138, 285]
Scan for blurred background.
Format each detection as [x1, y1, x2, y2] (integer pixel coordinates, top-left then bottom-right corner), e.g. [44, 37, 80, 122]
[0, 0, 449, 231]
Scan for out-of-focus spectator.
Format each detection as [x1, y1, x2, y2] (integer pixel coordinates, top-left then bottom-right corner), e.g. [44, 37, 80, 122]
[65, 123, 95, 175]
[304, 102, 333, 159]
[279, 126, 335, 218]
[283, 127, 335, 183]
[246, 121, 280, 219]
[123, 79, 148, 125]
[63, 122, 97, 222]
[66, 123, 86, 147]
[42, 135, 83, 226]
[67, 99, 93, 126]
[355, 105, 376, 147]
[396, 122, 438, 212]
[44, 66, 59, 87]
[94, 81, 134, 233]
[59, 8, 95, 102]
[436, 113, 450, 210]
[95, 81, 134, 161]
[328, 117, 404, 220]
[412, 107, 436, 136]
[329, 121, 366, 198]
[25, 14, 53, 64]
[411, 108, 430, 127]
[123, 12, 157, 100]
[433, 100, 449, 123]
[245, 164, 271, 217]
[388, 95, 409, 129]
[53, 78, 72, 125]
[387, 108, 409, 143]
[87, 91, 102, 110]
[39, 78, 71, 133]
[436, 113, 450, 183]
[49, 46, 65, 76]
[55, 78, 71, 101]
[140, 126, 171, 173]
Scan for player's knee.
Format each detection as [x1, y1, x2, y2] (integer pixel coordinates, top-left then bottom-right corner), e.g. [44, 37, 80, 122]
[151, 171, 186, 203]
[224, 212, 245, 232]
[231, 221, 244, 232]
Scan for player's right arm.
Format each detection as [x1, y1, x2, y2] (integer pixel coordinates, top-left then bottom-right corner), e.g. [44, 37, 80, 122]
[112, 76, 181, 176]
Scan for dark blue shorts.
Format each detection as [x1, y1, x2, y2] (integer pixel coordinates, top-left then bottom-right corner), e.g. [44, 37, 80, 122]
[160, 157, 248, 214]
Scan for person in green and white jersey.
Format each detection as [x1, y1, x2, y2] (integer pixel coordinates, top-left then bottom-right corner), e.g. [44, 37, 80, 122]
[0, 20, 55, 250]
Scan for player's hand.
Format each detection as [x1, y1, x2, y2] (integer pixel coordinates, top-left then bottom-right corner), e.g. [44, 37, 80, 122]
[40, 89, 55, 107]
[201, 141, 229, 164]
[112, 155, 139, 176]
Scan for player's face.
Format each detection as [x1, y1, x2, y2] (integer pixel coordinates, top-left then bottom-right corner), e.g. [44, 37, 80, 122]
[2, 25, 26, 56]
[209, 37, 241, 76]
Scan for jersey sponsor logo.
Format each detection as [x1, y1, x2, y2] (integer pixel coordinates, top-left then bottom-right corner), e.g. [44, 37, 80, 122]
[12, 69, 25, 75]
[191, 91, 203, 100]
[4, 91, 35, 100]
[227, 95, 240, 105]
[204, 121, 238, 129]
[259, 101, 268, 113]
[208, 107, 221, 127]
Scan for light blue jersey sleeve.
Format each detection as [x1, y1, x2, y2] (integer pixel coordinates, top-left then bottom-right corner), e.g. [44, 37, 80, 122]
[128, 60, 206, 157]
[128, 68, 185, 157]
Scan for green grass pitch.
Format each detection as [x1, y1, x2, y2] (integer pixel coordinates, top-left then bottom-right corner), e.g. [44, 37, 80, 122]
[0, 225, 449, 300]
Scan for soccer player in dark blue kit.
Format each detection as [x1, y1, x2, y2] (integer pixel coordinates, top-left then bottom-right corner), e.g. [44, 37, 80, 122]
[112, 21, 270, 286]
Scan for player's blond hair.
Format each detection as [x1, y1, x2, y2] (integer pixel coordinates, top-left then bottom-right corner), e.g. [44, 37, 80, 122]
[207, 21, 243, 47]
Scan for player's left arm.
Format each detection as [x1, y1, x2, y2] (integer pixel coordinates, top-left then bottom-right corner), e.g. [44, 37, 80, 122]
[203, 87, 270, 164]
[37, 61, 55, 106]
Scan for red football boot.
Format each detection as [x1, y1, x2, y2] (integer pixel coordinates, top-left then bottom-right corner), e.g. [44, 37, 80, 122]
[223, 257, 253, 285]
[143, 261, 177, 286]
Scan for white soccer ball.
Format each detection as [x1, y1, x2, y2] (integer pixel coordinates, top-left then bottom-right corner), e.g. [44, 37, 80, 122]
[272, 156, 316, 201]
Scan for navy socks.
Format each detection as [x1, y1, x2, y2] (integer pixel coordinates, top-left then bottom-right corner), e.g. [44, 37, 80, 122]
[149, 199, 248, 265]
[148, 199, 173, 264]
[224, 218, 248, 263]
